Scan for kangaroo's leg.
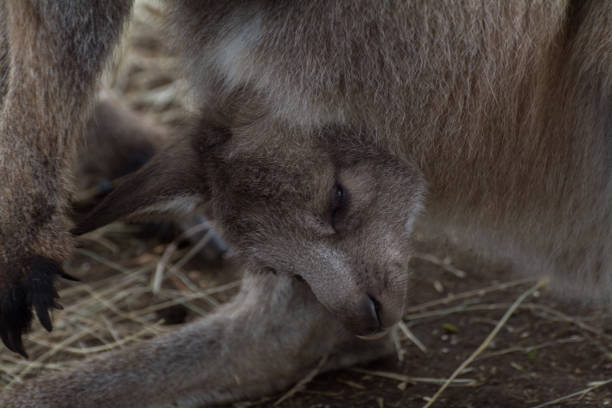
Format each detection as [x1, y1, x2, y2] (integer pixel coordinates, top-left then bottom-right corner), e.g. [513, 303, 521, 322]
[76, 91, 169, 200]
[0, 273, 393, 408]
[0, 1, 133, 356]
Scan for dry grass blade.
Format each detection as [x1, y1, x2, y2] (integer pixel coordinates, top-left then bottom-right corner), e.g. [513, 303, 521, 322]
[405, 278, 535, 313]
[76, 248, 135, 275]
[351, 368, 477, 386]
[404, 301, 605, 340]
[397, 321, 427, 353]
[153, 242, 176, 293]
[169, 228, 214, 273]
[153, 221, 210, 293]
[28, 322, 162, 355]
[524, 303, 605, 337]
[476, 335, 583, 361]
[7, 331, 89, 387]
[530, 378, 612, 408]
[421, 278, 549, 408]
[80, 285, 163, 334]
[412, 253, 467, 278]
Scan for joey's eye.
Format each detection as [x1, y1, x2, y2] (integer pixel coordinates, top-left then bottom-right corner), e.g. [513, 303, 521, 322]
[334, 184, 344, 200]
[330, 183, 348, 230]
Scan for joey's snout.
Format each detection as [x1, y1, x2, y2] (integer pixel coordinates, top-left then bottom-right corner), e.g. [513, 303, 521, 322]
[305, 276, 407, 338]
[348, 293, 404, 338]
[365, 295, 382, 332]
[298, 253, 409, 339]
[353, 294, 385, 338]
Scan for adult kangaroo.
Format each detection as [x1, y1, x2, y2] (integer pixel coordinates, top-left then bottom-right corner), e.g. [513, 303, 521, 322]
[2, 1, 612, 407]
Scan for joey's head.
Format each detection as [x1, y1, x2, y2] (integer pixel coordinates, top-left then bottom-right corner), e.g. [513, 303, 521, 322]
[77, 122, 425, 337]
[205, 129, 425, 337]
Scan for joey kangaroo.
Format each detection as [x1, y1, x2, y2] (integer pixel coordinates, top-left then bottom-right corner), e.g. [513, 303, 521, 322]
[2, 1, 612, 407]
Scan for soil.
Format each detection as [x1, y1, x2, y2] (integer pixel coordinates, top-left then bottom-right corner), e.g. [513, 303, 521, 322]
[267, 235, 612, 408]
[3, 221, 611, 408]
[253, 235, 612, 408]
[21, 229, 610, 408]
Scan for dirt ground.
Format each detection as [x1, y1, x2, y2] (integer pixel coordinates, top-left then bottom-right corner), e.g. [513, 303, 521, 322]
[271, 233, 612, 408]
[2, 226, 611, 408]
[1, 2, 612, 407]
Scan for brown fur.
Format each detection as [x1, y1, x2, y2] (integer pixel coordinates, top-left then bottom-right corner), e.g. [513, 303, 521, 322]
[0, 1, 132, 356]
[78, 91, 168, 192]
[2, 1, 612, 406]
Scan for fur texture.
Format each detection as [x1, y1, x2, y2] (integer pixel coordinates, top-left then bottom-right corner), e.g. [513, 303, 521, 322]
[0, 1, 132, 355]
[2, 1, 612, 406]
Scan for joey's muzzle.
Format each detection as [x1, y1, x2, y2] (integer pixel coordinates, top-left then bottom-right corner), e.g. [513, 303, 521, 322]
[297, 248, 409, 340]
[302, 269, 407, 339]
[355, 295, 383, 336]
[345, 293, 403, 338]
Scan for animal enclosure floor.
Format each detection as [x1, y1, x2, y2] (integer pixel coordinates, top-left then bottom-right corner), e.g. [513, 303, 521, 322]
[1, 228, 611, 408]
[269, 234, 612, 408]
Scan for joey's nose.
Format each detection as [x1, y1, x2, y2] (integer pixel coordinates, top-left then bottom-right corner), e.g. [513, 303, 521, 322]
[366, 295, 382, 328]
[354, 295, 384, 337]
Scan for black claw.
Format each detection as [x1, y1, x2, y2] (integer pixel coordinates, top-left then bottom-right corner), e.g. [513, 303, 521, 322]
[0, 328, 28, 359]
[8, 330, 28, 359]
[29, 257, 63, 333]
[35, 303, 53, 332]
[0, 330, 12, 354]
[59, 270, 80, 282]
[0, 255, 74, 357]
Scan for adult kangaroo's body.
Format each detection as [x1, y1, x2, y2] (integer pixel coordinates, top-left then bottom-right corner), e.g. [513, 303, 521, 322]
[2, 1, 612, 407]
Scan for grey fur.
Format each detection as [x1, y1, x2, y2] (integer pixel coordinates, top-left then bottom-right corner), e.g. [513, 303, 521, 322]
[2, 1, 612, 406]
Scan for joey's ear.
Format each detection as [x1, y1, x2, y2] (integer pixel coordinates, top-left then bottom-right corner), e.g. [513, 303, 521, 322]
[73, 139, 209, 235]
